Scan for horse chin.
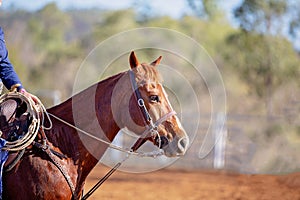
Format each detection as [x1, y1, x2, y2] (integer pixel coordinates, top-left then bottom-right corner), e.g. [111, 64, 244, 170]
[161, 136, 189, 157]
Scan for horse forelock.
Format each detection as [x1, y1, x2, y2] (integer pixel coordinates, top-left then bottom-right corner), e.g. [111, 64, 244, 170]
[135, 63, 162, 85]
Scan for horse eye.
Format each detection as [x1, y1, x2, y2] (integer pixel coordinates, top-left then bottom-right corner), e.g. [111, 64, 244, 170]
[149, 95, 160, 103]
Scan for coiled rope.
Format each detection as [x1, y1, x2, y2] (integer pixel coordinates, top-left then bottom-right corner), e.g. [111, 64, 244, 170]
[0, 91, 44, 151]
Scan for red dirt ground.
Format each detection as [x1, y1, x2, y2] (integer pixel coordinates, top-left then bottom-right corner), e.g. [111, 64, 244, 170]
[84, 165, 300, 200]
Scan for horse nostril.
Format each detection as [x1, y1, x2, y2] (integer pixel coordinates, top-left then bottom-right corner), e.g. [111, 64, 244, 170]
[161, 136, 169, 147]
[178, 137, 188, 152]
[155, 136, 169, 149]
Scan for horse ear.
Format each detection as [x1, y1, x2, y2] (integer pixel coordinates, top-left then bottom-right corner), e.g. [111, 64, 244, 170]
[129, 51, 140, 69]
[150, 56, 162, 67]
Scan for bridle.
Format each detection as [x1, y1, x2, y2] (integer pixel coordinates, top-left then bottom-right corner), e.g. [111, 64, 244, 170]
[44, 69, 178, 200]
[48, 70, 177, 155]
[128, 70, 177, 152]
[83, 70, 178, 199]
[0, 69, 179, 199]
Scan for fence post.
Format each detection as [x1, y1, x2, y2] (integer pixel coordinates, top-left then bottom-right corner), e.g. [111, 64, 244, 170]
[213, 112, 227, 169]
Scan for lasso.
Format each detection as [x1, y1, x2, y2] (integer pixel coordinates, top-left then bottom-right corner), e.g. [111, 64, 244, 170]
[0, 91, 44, 151]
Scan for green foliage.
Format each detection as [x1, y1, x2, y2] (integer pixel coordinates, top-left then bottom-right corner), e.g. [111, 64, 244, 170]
[226, 32, 299, 96]
[234, 0, 287, 33]
[179, 15, 232, 56]
[187, 0, 220, 20]
[132, 0, 154, 21]
[21, 3, 83, 94]
[27, 2, 81, 62]
[1, 2, 297, 104]
[1, 1, 299, 174]
[28, 3, 70, 51]
[92, 10, 138, 42]
[2, 2, 297, 107]
[231, 0, 300, 117]
[225, 31, 300, 117]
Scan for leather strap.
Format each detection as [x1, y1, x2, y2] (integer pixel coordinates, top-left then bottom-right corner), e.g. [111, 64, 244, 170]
[33, 128, 77, 199]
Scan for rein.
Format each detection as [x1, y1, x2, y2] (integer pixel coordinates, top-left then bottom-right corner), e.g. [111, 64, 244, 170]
[48, 70, 177, 199]
[48, 113, 164, 158]
[80, 70, 177, 199]
[1, 69, 176, 199]
[1, 70, 177, 199]
[48, 70, 177, 158]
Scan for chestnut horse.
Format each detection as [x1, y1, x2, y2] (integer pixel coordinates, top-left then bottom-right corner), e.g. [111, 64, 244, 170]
[2, 51, 189, 199]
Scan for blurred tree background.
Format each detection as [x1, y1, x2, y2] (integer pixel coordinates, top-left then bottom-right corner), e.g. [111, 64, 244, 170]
[0, 0, 299, 173]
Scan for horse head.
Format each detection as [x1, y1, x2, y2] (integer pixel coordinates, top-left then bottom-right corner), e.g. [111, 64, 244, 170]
[121, 51, 189, 157]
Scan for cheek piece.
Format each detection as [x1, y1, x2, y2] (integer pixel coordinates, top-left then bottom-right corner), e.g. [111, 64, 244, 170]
[128, 70, 176, 152]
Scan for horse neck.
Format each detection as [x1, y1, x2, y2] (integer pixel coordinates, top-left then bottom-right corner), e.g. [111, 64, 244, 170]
[46, 71, 130, 163]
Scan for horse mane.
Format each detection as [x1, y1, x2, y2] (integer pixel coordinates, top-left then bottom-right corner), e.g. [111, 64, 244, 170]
[45, 71, 127, 156]
[135, 63, 162, 85]
[47, 63, 163, 121]
[48, 71, 125, 111]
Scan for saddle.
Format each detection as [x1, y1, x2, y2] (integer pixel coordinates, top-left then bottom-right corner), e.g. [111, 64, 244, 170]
[0, 98, 31, 142]
[0, 97, 32, 171]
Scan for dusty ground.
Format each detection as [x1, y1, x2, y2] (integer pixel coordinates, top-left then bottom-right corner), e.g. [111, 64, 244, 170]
[84, 165, 300, 200]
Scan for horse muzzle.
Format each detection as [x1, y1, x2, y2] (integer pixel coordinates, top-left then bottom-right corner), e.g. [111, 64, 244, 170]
[155, 135, 189, 157]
